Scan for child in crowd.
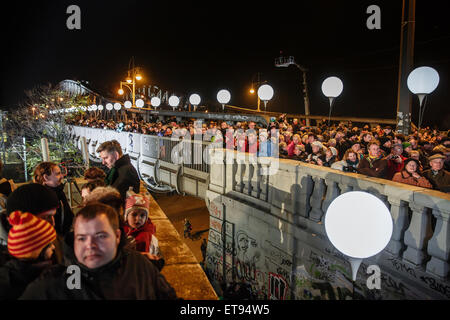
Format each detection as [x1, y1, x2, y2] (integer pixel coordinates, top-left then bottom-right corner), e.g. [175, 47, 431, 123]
[123, 189, 156, 253]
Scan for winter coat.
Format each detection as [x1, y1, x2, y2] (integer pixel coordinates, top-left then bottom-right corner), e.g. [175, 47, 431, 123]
[422, 169, 450, 193]
[108, 154, 140, 199]
[331, 159, 359, 172]
[322, 155, 337, 167]
[0, 258, 53, 300]
[392, 171, 433, 189]
[357, 156, 388, 179]
[385, 155, 407, 180]
[123, 220, 156, 253]
[19, 231, 177, 300]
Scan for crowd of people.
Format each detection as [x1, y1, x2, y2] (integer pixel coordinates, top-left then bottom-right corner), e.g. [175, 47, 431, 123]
[68, 113, 450, 192]
[0, 140, 177, 300]
[0, 111, 449, 300]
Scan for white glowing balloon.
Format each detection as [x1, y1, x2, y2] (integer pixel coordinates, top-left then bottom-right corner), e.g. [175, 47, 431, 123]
[407, 66, 439, 95]
[257, 84, 274, 101]
[106, 103, 113, 111]
[113, 103, 122, 110]
[135, 99, 145, 108]
[189, 93, 201, 106]
[321, 76, 344, 98]
[151, 97, 161, 107]
[98, 105, 104, 111]
[325, 191, 392, 259]
[124, 101, 132, 109]
[168, 95, 180, 107]
[92, 105, 98, 111]
[217, 89, 231, 104]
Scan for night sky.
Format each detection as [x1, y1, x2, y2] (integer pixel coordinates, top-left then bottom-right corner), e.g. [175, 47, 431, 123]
[1, 1, 449, 128]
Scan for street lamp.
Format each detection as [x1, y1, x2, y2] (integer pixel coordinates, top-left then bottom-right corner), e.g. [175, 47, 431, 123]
[169, 95, 180, 111]
[321, 76, 343, 125]
[217, 89, 231, 111]
[118, 56, 143, 108]
[407, 66, 439, 129]
[189, 94, 201, 111]
[250, 72, 265, 112]
[275, 55, 312, 126]
[257, 84, 274, 112]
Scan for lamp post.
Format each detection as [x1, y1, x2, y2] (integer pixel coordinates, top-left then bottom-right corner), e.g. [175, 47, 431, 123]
[257, 84, 274, 113]
[250, 72, 265, 112]
[406, 66, 439, 129]
[118, 56, 143, 108]
[217, 89, 231, 111]
[321, 76, 343, 126]
[189, 94, 201, 112]
[275, 55, 311, 126]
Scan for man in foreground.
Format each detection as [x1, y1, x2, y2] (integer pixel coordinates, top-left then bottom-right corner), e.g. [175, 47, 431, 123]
[20, 202, 177, 299]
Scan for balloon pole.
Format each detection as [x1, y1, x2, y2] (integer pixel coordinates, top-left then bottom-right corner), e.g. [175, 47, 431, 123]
[328, 97, 334, 126]
[348, 257, 362, 300]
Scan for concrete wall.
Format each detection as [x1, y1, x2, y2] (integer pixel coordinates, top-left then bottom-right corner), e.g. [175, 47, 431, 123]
[204, 148, 450, 300]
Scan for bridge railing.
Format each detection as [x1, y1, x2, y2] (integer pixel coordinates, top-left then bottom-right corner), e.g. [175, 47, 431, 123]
[68, 125, 212, 173]
[207, 148, 450, 281]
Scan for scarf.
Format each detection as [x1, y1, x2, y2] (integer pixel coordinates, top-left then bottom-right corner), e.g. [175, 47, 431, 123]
[105, 167, 117, 186]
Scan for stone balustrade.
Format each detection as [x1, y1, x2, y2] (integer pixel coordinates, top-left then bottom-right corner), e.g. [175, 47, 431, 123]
[205, 148, 450, 299]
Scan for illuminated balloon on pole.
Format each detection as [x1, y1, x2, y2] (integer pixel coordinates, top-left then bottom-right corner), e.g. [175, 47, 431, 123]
[407, 66, 439, 129]
[321, 76, 343, 125]
[217, 89, 231, 111]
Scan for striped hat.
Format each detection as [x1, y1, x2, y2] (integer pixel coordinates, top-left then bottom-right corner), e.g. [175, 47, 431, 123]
[7, 211, 57, 260]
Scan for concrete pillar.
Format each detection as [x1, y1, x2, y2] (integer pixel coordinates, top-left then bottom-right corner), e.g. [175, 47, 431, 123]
[386, 197, 410, 257]
[426, 208, 450, 278]
[403, 204, 433, 265]
[309, 177, 326, 222]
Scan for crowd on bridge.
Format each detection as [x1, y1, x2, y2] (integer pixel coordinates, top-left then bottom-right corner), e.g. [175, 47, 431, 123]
[68, 113, 450, 193]
[0, 139, 178, 300]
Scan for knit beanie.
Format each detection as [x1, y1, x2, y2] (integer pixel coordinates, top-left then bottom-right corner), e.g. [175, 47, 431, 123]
[7, 211, 57, 260]
[311, 141, 324, 149]
[124, 189, 150, 222]
[6, 183, 59, 215]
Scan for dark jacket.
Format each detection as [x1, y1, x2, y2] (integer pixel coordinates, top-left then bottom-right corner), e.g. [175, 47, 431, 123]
[422, 169, 450, 193]
[19, 231, 177, 300]
[46, 184, 73, 237]
[357, 156, 388, 179]
[108, 154, 140, 199]
[0, 258, 53, 300]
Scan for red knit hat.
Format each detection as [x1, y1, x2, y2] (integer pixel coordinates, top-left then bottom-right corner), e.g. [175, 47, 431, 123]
[124, 191, 150, 222]
[7, 211, 57, 260]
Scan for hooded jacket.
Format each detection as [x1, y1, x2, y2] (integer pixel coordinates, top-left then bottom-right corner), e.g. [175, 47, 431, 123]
[19, 230, 177, 300]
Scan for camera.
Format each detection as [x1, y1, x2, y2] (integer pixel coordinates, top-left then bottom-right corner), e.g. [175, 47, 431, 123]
[343, 166, 357, 173]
